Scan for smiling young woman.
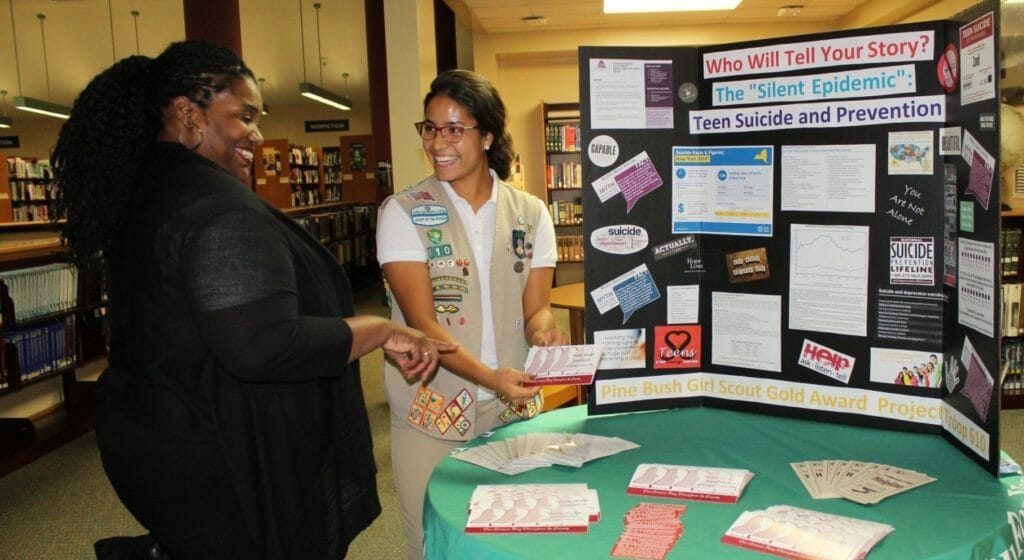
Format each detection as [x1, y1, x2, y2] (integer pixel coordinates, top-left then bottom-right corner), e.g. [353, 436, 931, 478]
[376, 69, 570, 560]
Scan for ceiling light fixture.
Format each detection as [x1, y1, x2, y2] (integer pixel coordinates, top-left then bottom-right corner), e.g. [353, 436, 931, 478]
[777, 5, 803, 17]
[0, 90, 13, 128]
[258, 77, 269, 115]
[604, 0, 740, 13]
[131, 10, 141, 55]
[297, 1, 351, 111]
[522, 15, 548, 25]
[14, 13, 71, 120]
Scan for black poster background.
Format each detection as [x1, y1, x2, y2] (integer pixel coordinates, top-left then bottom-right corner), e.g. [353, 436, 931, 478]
[579, 0, 1001, 474]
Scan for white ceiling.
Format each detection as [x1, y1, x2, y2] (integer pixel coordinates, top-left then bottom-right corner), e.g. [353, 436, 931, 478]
[0, 0, 1020, 124]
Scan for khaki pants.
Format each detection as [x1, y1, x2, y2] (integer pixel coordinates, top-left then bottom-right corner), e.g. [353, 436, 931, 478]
[390, 397, 503, 560]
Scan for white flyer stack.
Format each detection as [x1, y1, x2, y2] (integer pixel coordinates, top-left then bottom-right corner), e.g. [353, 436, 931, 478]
[626, 463, 755, 504]
[452, 432, 639, 475]
[790, 460, 935, 504]
[721, 505, 894, 560]
[465, 483, 601, 534]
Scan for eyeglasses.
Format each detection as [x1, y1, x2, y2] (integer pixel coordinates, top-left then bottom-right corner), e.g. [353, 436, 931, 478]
[414, 121, 480, 142]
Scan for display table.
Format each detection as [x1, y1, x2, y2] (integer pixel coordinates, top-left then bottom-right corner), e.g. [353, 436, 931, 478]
[424, 405, 1021, 559]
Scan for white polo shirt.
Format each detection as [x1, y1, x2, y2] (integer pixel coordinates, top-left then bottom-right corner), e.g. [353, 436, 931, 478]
[377, 171, 557, 396]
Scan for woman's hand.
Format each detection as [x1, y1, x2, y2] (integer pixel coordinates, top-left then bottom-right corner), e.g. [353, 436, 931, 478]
[382, 325, 458, 383]
[489, 367, 541, 405]
[531, 326, 570, 347]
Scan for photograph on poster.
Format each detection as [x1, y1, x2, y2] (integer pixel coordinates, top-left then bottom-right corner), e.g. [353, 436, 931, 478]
[869, 347, 943, 387]
[726, 247, 770, 284]
[780, 145, 875, 212]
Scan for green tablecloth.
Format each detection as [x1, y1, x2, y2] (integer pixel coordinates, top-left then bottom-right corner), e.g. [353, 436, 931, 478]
[424, 405, 1024, 559]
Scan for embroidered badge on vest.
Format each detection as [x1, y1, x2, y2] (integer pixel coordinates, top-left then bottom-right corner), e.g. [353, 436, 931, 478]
[410, 204, 449, 226]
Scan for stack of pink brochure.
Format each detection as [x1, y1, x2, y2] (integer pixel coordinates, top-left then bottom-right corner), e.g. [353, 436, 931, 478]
[721, 505, 893, 560]
[522, 344, 603, 386]
[465, 483, 600, 534]
[626, 463, 754, 504]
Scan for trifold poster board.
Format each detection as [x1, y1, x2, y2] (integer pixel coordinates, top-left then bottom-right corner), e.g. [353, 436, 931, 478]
[580, 0, 1003, 474]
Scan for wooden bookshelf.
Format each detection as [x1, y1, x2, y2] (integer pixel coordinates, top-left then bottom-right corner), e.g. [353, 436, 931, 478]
[542, 102, 583, 286]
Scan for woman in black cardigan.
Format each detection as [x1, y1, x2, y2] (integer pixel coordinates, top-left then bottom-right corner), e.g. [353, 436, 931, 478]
[51, 40, 452, 559]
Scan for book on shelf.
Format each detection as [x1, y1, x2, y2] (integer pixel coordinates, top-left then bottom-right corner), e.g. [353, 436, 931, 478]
[1003, 226, 1022, 278]
[546, 161, 582, 189]
[0, 263, 79, 323]
[545, 123, 581, 152]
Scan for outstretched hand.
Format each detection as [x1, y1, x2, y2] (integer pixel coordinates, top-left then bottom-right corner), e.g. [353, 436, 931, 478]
[382, 325, 458, 383]
[490, 367, 541, 406]
[531, 326, 570, 347]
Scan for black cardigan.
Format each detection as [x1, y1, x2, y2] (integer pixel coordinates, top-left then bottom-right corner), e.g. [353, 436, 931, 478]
[99, 142, 379, 558]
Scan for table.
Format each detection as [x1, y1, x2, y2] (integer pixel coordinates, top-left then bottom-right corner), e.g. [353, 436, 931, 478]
[424, 405, 1022, 559]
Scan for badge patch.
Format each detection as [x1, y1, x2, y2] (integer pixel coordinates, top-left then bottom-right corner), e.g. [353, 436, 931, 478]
[427, 228, 443, 245]
[512, 229, 527, 259]
[435, 303, 460, 313]
[407, 404, 424, 425]
[455, 389, 474, 409]
[427, 244, 453, 259]
[414, 386, 431, 407]
[421, 410, 437, 430]
[498, 409, 514, 423]
[410, 191, 435, 201]
[435, 413, 453, 434]
[410, 204, 449, 226]
[454, 415, 471, 435]
[446, 400, 463, 420]
[426, 391, 445, 414]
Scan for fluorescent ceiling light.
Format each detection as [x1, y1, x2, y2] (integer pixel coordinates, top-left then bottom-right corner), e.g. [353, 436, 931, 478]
[299, 82, 351, 111]
[0, 115, 12, 128]
[14, 96, 70, 119]
[604, 0, 740, 13]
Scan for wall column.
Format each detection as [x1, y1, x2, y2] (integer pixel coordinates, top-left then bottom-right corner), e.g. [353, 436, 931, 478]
[383, 0, 436, 191]
[182, 0, 242, 56]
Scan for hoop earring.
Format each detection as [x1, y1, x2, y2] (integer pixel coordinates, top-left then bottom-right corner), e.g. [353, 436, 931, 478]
[190, 128, 204, 150]
[178, 125, 204, 150]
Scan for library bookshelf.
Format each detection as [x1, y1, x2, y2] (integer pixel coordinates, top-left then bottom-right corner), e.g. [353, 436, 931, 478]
[542, 102, 583, 287]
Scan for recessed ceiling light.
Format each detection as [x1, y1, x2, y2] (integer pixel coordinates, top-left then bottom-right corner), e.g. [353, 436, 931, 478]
[604, 0, 741, 13]
[777, 5, 803, 16]
[522, 15, 548, 25]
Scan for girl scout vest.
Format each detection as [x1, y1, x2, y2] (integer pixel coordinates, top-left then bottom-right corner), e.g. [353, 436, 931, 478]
[383, 176, 545, 441]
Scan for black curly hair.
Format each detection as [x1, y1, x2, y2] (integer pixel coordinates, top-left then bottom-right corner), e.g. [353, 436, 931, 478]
[51, 40, 255, 267]
[424, 69, 514, 180]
